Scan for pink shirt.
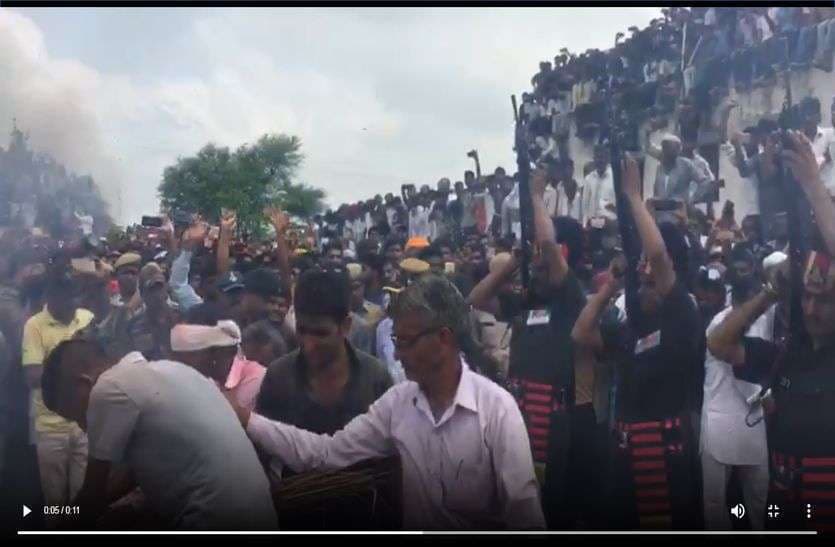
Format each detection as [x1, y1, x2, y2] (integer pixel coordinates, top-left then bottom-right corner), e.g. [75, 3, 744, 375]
[225, 355, 266, 412]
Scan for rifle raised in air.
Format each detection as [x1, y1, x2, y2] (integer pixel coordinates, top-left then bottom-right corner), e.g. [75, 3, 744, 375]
[511, 94, 533, 298]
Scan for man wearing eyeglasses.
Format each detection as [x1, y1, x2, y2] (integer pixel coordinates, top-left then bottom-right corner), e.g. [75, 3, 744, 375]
[230, 274, 545, 530]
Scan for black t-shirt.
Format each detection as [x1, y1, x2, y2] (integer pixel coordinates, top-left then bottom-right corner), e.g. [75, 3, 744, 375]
[449, 200, 463, 223]
[503, 271, 587, 389]
[255, 342, 393, 435]
[603, 281, 702, 422]
[744, 338, 835, 456]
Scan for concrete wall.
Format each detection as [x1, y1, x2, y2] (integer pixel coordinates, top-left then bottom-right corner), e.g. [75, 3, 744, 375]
[561, 66, 835, 221]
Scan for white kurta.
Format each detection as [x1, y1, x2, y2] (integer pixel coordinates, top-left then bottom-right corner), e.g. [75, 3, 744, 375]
[700, 305, 775, 465]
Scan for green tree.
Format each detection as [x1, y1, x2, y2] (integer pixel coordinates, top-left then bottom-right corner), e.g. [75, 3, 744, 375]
[158, 133, 326, 234]
[275, 181, 326, 219]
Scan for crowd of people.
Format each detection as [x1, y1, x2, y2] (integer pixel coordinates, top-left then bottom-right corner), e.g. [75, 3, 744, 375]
[2, 5, 835, 534]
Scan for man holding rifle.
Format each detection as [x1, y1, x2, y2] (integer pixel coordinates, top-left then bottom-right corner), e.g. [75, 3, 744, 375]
[707, 131, 835, 531]
[572, 156, 703, 530]
[467, 167, 589, 529]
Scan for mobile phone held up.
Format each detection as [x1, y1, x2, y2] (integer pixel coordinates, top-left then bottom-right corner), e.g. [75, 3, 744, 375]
[653, 199, 681, 212]
[142, 216, 164, 228]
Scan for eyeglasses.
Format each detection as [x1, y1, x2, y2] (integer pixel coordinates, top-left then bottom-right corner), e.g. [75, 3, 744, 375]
[390, 327, 439, 350]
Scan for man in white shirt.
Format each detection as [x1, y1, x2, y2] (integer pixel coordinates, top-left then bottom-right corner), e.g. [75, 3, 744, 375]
[701, 303, 774, 530]
[227, 275, 545, 530]
[555, 159, 584, 223]
[728, 129, 762, 217]
[582, 145, 616, 224]
[798, 97, 834, 168]
[701, 247, 781, 530]
[797, 96, 835, 195]
[41, 340, 277, 530]
[542, 164, 558, 218]
[408, 190, 433, 240]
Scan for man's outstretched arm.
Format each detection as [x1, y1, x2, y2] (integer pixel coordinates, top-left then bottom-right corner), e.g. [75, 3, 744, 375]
[231, 391, 396, 474]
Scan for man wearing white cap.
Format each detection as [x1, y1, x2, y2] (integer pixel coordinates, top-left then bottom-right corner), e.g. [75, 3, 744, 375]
[40, 335, 277, 530]
[650, 133, 712, 205]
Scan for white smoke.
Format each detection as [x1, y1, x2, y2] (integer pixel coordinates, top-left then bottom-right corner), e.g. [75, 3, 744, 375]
[0, 9, 125, 221]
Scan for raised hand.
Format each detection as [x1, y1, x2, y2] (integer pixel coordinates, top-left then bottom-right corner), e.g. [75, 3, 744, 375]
[264, 206, 290, 233]
[781, 130, 821, 189]
[220, 210, 237, 235]
[182, 221, 209, 247]
[608, 252, 627, 290]
[621, 155, 642, 200]
[531, 167, 548, 199]
[161, 216, 175, 236]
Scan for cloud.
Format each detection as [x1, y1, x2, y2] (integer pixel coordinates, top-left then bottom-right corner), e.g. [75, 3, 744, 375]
[3, 7, 659, 223]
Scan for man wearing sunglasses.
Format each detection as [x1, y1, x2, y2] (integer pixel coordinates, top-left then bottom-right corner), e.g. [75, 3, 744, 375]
[230, 274, 545, 530]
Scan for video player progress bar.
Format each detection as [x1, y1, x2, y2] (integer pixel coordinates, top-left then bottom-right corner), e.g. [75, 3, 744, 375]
[18, 531, 819, 535]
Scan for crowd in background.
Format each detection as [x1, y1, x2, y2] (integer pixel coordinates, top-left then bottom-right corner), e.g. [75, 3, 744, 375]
[2, 5, 835, 533]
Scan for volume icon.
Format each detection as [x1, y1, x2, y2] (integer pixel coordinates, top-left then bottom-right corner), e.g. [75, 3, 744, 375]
[730, 503, 746, 519]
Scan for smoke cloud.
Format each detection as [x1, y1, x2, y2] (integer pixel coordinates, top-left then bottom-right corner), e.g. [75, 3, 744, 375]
[0, 10, 124, 220]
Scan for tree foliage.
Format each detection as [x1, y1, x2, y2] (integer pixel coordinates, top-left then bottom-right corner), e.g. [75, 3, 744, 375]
[158, 134, 326, 234]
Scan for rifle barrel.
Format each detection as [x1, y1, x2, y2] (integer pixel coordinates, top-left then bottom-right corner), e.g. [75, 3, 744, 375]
[512, 95, 531, 295]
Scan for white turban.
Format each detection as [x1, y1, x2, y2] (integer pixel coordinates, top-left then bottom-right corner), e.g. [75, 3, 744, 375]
[170, 320, 241, 352]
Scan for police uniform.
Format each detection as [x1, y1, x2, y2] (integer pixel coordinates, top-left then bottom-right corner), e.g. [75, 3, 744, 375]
[601, 281, 703, 530]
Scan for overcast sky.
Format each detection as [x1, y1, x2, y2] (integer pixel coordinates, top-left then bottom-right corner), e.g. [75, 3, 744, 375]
[0, 7, 660, 224]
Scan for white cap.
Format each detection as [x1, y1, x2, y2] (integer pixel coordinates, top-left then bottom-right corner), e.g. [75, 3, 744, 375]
[661, 134, 681, 145]
[763, 251, 788, 272]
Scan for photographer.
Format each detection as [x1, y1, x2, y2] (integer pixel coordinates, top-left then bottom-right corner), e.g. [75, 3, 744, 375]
[734, 119, 786, 242]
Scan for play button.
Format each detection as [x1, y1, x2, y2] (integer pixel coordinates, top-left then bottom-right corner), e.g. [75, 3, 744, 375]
[23, 505, 31, 517]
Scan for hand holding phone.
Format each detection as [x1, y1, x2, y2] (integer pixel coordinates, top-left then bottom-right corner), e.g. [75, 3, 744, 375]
[142, 216, 164, 228]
